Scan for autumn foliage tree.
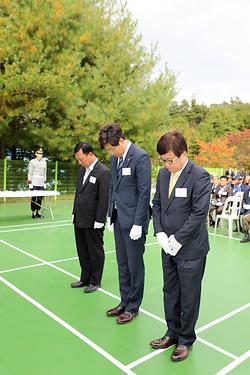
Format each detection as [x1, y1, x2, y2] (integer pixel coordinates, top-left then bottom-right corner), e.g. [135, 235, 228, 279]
[194, 137, 236, 168]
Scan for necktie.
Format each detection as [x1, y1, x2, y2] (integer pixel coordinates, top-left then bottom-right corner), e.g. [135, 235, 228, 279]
[117, 156, 123, 176]
[168, 173, 178, 197]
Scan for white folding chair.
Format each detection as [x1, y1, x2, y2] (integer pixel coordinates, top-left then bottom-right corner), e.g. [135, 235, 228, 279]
[214, 196, 243, 238]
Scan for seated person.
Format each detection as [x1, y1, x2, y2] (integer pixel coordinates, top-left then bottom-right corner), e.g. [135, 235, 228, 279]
[230, 176, 242, 195]
[209, 175, 233, 226]
[211, 174, 219, 194]
[240, 187, 250, 243]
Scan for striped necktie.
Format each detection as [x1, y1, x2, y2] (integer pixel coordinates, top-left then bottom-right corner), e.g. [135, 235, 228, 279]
[168, 173, 178, 197]
[117, 156, 123, 176]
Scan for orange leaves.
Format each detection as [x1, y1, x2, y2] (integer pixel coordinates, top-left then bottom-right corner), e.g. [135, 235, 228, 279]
[80, 32, 91, 45]
[194, 137, 236, 168]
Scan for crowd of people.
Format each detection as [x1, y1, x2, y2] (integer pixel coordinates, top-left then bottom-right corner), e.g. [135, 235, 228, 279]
[209, 172, 250, 243]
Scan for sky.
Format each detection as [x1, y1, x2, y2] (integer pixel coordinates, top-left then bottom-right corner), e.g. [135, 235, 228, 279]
[126, 0, 250, 105]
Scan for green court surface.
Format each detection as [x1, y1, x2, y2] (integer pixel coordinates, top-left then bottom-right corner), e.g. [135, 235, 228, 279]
[0, 199, 250, 375]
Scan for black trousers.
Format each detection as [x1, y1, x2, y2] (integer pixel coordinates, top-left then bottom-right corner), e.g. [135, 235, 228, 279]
[162, 252, 207, 347]
[30, 186, 44, 212]
[113, 213, 146, 313]
[74, 225, 105, 286]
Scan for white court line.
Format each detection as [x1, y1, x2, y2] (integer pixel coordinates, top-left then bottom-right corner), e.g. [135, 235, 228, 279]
[0, 276, 135, 375]
[196, 337, 237, 360]
[0, 251, 116, 275]
[215, 350, 250, 375]
[0, 223, 72, 233]
[0, 219, 71, 229]
[209, 232, 241, 241]
[1, 238, 248, 371]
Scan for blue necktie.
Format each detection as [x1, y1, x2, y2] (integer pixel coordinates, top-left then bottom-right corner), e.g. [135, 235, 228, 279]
[117, 156, 123, 176]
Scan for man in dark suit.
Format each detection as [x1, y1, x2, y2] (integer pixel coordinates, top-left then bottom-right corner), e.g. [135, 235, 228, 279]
[71, 142, 109, 293]
[99, 123, 151, 324]
[150, 131, 211, 362]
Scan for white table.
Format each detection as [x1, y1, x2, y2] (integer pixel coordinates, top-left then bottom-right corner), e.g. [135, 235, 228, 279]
[0, 190, 60, 221]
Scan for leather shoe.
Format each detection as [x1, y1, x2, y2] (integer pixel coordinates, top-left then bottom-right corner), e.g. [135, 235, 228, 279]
[106, 304, 125, 317]
[84, 284, 100, 293]
[70, 281, 88, 288]
[150, 335, 177, 349]
[116, 311, 138, 324]
[240, 234, 250, 243]
[171, 345, 192, 362]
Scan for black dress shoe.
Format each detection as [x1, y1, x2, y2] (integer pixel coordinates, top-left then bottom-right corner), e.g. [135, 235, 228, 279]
[106, 304, 125, 317]
[36, 212, 43, 218]
[84, 284, 100, 293]
[116, 311, 138, 324]
[70, 281, 88, 288]
[171, 345, 192, 362]
[240, 234, 250, 243]
[150, 335, 177, 349]
[32, 213, 37, 219]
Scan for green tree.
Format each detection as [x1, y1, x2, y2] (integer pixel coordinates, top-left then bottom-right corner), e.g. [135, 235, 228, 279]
[0, 0, 176, 160]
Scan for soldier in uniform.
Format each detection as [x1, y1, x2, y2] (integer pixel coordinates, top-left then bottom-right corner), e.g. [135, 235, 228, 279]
[28, 146, 47, 218]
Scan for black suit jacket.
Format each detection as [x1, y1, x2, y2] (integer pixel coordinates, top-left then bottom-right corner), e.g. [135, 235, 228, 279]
[73, 161, 109, 228]
[152, 160, 211, 260]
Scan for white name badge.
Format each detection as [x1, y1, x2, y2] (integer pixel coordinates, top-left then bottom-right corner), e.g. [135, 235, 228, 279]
[89, 176, 96, 184]
[122, 168, 131, 176]
[175, 188, 187, 197]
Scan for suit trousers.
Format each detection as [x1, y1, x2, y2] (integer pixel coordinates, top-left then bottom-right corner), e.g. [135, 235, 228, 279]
[113, 212, 146, 313]
[74, 225, 105, 286]
[30, 186, 44, 212]
[162, 252, 207, 346]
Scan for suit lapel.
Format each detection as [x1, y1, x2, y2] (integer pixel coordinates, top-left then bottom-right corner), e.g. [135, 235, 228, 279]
[165, 160, 192, 211]
[79, 161, 100, 193]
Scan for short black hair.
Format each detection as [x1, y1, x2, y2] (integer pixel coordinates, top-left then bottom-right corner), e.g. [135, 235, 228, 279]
[157, 130, 188, 156]
[74, 142, 94, 154]
[99, 123, 125, 149]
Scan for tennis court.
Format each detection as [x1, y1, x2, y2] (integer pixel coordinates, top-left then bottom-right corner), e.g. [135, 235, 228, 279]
[0, 199, 250, 374]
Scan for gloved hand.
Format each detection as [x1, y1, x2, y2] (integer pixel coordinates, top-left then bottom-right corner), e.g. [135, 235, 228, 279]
[94, 221, 104, 229]
[29, 184, 33, 189]
[129, 225, 142, 240]
[107, 217, 113, 232]
[156, 232, 172, 254]
[44, 183, 46, 189]
[168, 235, 182, 256]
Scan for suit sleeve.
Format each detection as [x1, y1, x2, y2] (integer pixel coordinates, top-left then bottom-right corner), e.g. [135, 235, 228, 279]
[96, 169, 110, 223]
[152, 171, 164, 234]
[174, 170, 211, 245]
[133, 153, 151, 226]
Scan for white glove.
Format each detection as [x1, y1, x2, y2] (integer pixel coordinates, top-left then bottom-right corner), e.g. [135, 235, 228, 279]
[72, 214, 74, 224]
[44, 183, 46, 189]
[94, 221, 104, 229]
[107, 217, 114, 232]
[168, 234, 182, 256]
[29, 184, 33, 189]
[156, 232, 172, 254]
[129, 225, 142, 240]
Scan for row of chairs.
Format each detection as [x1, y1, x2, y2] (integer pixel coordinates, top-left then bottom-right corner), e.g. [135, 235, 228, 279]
[213, 192, 244, 238]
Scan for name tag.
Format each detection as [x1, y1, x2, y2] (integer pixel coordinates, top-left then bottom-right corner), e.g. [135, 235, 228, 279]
[122, 168, 131, 176]
[89, 176, 96, 184]
[175, 188, 187, 197]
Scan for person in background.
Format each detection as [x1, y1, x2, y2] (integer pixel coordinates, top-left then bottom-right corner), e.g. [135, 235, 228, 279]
[71, 142, 109, 293]
[150, 130, 211, 362]
[211, 174, 219, 194]
[209, 176, 233, 226]
[28, 146, 47, 218]
[230, 176, 241, 195]
[240, 186, 250, 244]
[99, 123, 151, 324]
